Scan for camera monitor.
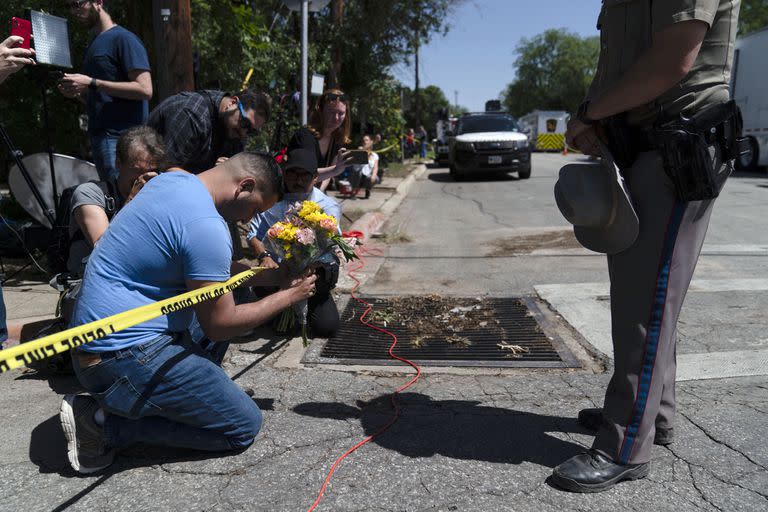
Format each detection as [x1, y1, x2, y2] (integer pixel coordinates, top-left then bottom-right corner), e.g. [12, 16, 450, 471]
[29, 10, 72, 68]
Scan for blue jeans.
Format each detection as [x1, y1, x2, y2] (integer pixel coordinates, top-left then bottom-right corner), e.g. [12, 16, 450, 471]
[90, 133, 119, 181]
[0, 284, 7, 346]
[72, 333, 262, 451]
[420, 140, 428, 158]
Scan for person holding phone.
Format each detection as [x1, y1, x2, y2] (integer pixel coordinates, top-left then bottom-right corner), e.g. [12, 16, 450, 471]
[0, 35, 35, 84]
[287, 89, 354, 192]
[59, 0, 153, 181]
[0, 33, 35, 350]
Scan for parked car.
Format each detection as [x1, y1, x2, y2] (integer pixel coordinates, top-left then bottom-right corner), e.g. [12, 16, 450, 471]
[449, 112, 532, 180]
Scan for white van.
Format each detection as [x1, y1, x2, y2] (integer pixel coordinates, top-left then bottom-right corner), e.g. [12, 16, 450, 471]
[518, 111, 569, 152]
[732, 27, 768, 169]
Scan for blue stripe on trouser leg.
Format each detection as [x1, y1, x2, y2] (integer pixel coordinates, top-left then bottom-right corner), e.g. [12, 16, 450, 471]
[619, 200, 687, 464]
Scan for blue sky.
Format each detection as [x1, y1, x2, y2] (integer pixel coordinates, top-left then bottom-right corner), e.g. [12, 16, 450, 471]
[393, 0, 603, 112]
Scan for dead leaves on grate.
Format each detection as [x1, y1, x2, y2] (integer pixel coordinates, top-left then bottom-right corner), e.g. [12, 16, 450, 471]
[364, 295, 530, 354]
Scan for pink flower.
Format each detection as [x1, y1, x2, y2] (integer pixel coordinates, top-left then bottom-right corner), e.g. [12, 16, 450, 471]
[296, 228, 316, 245]
[320, 218, 337, 232]
[267, 225, 283, 238]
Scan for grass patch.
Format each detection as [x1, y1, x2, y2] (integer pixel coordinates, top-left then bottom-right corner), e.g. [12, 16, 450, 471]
[381, 162, 415, 179]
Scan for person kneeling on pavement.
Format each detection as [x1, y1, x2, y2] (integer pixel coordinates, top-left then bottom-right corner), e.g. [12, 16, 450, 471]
[247, 148, 342, 338]
[61, 152, 317, 474]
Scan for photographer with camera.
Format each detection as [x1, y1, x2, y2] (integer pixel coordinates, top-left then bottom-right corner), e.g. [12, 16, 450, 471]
[552, 0, 742, 493]
[59, 0, 153, 182]
[247, 148, 342, 338]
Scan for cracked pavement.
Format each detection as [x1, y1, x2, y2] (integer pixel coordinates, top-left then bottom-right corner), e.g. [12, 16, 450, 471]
[1, 154, 767, 511]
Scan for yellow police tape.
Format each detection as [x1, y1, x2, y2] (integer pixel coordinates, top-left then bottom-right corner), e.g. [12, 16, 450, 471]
[374, 142, 400, 154]
[0, 267, 263, 374]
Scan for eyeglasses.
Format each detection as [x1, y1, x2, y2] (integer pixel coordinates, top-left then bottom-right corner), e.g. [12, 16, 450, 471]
[68, 0, 90, 9]
[324, 93, 348, 104]
[237, 101, 259, 136]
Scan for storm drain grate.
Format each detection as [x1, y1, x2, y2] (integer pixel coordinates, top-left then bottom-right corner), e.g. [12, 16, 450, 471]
[306, 296, 580, 368]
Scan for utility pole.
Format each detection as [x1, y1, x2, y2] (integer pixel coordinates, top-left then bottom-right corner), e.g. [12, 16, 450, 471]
[300, 0, 308, 125]
[454, 90, 458, 114]
[152, 0, 194, 101]
[330, 0, 344, 87]
[414, 34, 420, 128]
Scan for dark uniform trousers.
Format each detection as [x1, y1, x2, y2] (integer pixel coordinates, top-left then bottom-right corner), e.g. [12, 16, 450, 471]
[593, 146, 729, 465]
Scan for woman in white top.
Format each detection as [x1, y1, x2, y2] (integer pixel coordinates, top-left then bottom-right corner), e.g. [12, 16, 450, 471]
[351, 134, 379, 199]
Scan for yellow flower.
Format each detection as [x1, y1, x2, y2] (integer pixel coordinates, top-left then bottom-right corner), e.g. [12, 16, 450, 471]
[298, 200, 322, 219]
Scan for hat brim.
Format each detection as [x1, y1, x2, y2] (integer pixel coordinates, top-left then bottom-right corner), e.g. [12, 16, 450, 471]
[573, 160, 639, 255]
[283, 164, 318, 176]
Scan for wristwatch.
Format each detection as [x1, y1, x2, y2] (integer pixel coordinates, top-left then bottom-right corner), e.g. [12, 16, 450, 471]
[89, 77, 98, 91]
[256, 250, 273, 262]
[577, 100, 599, 126]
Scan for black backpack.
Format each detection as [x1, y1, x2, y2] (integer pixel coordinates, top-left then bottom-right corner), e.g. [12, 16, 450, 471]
[46, 180, 119, 275]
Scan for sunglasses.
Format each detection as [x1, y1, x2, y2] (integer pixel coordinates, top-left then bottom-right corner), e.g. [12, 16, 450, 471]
[324, 93, 348, 104]
[68, 0, 90, 9]
[237, 101, 259, 136]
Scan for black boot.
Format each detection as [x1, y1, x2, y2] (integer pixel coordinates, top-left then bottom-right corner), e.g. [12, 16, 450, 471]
[578, 408, 674, 446]
[550, 450, 649, 493]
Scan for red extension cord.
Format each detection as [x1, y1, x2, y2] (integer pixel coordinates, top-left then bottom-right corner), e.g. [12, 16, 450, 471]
[306, 241, 422, 511]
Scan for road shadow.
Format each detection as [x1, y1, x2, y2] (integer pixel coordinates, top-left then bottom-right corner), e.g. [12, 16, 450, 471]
[31, 413, 252, 511]
[293, 392, 586, 468]
[427, 171, 519, 183]
[31, 412, 257, 478]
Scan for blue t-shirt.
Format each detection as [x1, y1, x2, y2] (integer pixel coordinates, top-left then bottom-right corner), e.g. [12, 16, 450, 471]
[71, 172, 232, 352]
[82, 25, 150, 136]
[247, 188, 342, 242]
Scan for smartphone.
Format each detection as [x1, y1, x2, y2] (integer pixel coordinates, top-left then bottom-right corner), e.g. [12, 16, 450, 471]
[348, 150, 369, 165]
[10, 17, 31, 50]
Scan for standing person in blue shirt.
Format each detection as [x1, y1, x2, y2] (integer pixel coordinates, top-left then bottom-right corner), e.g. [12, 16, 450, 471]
[60, 153, 318, 474]
[247, 148, 342, 338]
[58, 0, 153, 181]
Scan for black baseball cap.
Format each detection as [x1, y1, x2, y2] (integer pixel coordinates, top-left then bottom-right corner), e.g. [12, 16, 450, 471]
[283, 148, 318, 176]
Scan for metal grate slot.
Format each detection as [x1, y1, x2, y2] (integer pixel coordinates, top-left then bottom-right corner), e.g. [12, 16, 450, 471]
[306, 297, 580, 368]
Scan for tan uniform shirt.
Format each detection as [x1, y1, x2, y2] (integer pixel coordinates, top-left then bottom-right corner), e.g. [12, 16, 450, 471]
[590, 0, 740, 127]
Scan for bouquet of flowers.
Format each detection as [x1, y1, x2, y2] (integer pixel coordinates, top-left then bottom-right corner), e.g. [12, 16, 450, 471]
[265, 200, 359, 345]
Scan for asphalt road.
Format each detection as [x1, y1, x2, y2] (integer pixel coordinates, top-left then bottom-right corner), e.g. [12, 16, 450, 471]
[1, 153, 767, 511]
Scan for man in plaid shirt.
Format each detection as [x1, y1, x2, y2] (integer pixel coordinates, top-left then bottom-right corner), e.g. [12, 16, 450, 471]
[148, 89, 271, 174]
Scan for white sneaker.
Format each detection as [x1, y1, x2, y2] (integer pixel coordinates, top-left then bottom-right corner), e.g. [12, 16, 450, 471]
[60, 394, 115, 474]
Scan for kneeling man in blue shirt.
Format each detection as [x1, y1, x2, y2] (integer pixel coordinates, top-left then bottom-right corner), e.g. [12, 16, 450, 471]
[60, 153, 317, 474]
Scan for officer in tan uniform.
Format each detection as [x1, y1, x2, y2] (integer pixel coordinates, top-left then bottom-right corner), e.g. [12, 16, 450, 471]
[552, 0, 742, 492]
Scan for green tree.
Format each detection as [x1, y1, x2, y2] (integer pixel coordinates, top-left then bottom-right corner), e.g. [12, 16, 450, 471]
[740, 0, 768, 35]
[501, 29, 599, 117]
[403, 85, 451, 136]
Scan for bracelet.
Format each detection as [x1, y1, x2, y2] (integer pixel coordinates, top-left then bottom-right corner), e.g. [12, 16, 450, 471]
[256, 251, 273, 261]
[89, 77, 98, 91]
